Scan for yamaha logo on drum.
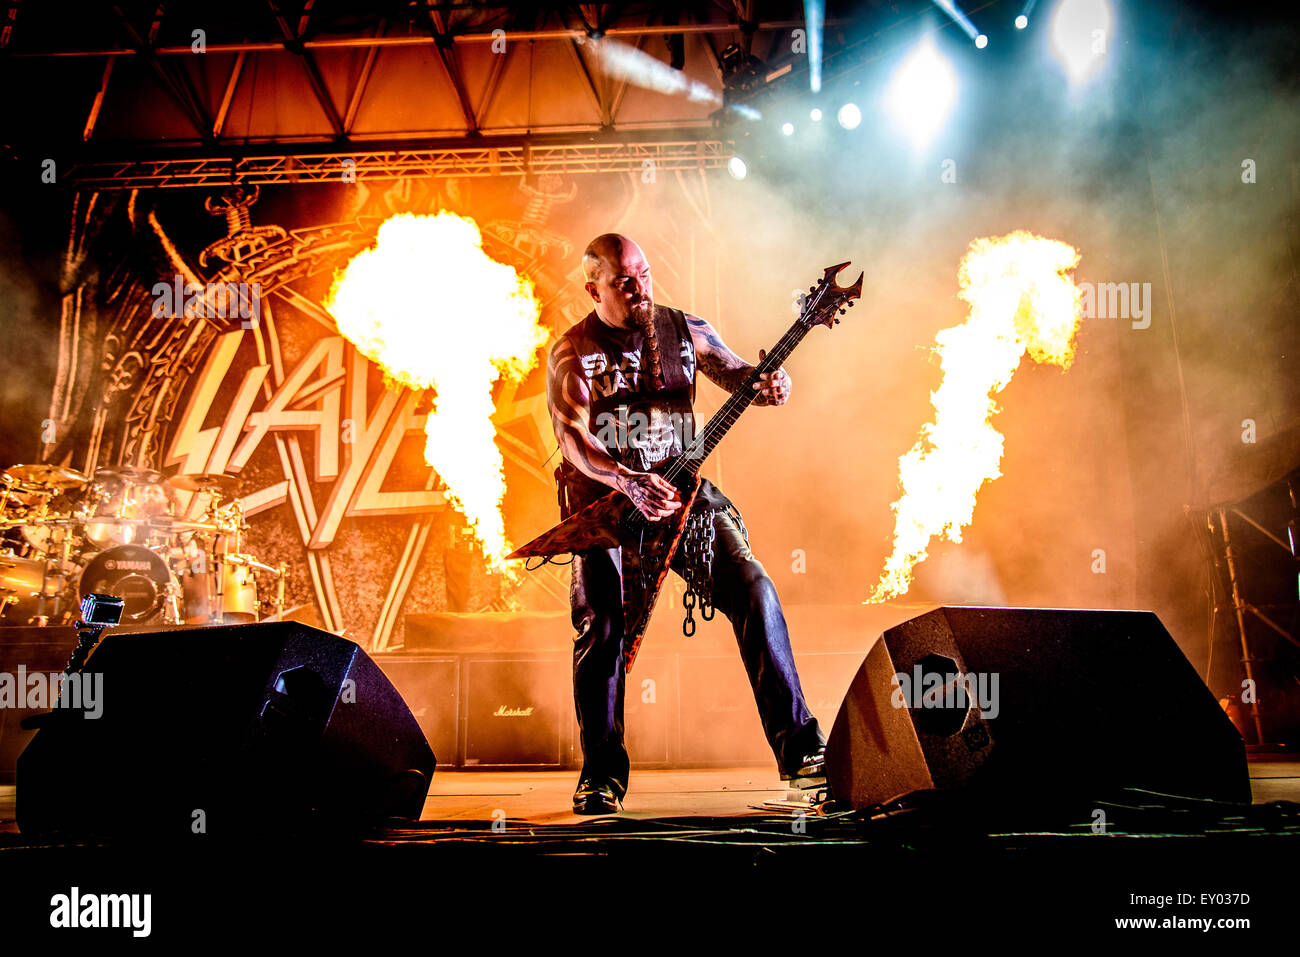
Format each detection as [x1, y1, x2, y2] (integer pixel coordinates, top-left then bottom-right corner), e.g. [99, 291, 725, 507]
[104, 560, 152, 571]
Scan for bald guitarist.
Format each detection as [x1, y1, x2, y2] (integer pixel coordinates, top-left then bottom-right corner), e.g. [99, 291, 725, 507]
[547, 233, 827, 815]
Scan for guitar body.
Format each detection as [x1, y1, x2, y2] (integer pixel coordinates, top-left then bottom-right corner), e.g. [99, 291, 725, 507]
[509, 488, 637, 557]
[510, 472, 700, 672]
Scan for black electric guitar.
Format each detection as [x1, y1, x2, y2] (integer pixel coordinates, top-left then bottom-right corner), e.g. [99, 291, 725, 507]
[511, 262, 862, 671]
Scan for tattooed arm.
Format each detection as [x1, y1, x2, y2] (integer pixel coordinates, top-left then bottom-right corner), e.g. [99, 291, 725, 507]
[685, 314, 791, 406]
[547, 338, 680, 520]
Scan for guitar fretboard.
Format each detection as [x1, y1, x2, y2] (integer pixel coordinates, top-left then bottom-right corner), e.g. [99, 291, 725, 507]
[670, 317, 814, 478]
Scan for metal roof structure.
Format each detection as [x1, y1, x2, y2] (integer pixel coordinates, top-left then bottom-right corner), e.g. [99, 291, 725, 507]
[0, 1, 900, 186]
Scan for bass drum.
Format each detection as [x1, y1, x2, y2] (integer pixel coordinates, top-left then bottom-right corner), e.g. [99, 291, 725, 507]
[77, 545, 172, 624]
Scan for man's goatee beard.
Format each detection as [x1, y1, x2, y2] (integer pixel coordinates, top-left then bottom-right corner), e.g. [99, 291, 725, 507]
[630, 299, 663, 386]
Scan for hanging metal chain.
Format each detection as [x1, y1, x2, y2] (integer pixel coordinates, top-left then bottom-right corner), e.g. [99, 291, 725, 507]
[680, 506, 716, 637]
[724, 503, 749, 549]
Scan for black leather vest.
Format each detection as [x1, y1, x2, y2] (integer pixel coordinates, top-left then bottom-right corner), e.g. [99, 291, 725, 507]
[568, 305, 696, 464]
[556, 305, 699, 514]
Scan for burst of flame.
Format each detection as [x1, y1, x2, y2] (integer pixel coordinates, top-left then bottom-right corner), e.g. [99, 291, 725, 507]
[867, 230, 1083, 603]
[324, 211, 546, 572]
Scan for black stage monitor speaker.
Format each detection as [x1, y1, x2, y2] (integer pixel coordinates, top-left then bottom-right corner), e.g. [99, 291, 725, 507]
[825, 607, 1250, 809]
[17, 622, 435, 837]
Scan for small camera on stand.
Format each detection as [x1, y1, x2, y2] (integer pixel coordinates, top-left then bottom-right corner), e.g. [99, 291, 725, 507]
[78, 592, 124, 627]
[65, 592, 125, 674]
[19, 593, 125, 730]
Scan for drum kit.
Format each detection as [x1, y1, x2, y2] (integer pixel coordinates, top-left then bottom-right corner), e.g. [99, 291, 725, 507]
[0, 463, 287, 628]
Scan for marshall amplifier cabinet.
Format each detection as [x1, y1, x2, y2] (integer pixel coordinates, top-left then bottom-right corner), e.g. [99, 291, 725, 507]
[461, 655, 569, 768]
[373, 655, 460, 768]
[677, 654, 773, 765]
[621, 655, 674, 767]
[791, 651, 865, 736]
[566, 655, 675, 769]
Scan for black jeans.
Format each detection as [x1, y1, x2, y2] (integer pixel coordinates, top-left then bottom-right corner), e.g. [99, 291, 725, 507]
[569, 503, 825, 798]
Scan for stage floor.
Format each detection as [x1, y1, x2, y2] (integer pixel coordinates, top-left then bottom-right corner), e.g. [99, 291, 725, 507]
[1, 758, 1296, 940]
[415, 766, 806, 823]
[3, 757, 1299, 830]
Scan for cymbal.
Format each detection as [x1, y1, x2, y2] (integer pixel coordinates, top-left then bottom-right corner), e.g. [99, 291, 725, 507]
[168, 473, 239, 496]
[4, 464, 89, 490]
[94, 465, 166, 485]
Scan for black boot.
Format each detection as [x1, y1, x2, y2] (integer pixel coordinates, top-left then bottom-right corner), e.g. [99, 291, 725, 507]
[572, 777, 623, 815]
[780, 744, 827, 790]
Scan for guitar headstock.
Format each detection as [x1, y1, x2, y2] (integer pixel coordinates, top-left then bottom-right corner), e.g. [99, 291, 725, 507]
[798, 261, 864, 330]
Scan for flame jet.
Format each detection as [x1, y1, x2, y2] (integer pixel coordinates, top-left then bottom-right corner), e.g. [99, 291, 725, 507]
[868, 231, 1084, 602]
[325, 212, 547, 571]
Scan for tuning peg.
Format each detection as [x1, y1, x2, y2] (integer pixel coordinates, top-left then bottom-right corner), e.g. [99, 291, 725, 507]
[809, 286, 816, 293]
[847, 300, 855, 307]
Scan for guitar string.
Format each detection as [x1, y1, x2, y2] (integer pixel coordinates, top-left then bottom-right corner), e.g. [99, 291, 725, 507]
[661, 313, 814, 484]
[621, 321, 804, 532]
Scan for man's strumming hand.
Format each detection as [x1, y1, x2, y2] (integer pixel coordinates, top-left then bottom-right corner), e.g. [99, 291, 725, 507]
[616, 471, 682, 521]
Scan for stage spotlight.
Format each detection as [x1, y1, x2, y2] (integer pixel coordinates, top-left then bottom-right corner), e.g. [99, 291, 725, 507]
[886, 36, 957, 149]
[837, 103, 862, 130]
[931, 1, 983, 45]
[806, 0, 824, 93]
[781, 121, 795, 136]
[1016, 0, 1039, 31]
[810, 107, 823, 122]
[1050, 0, 1112, 83]
[727, 156, 748, 180]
